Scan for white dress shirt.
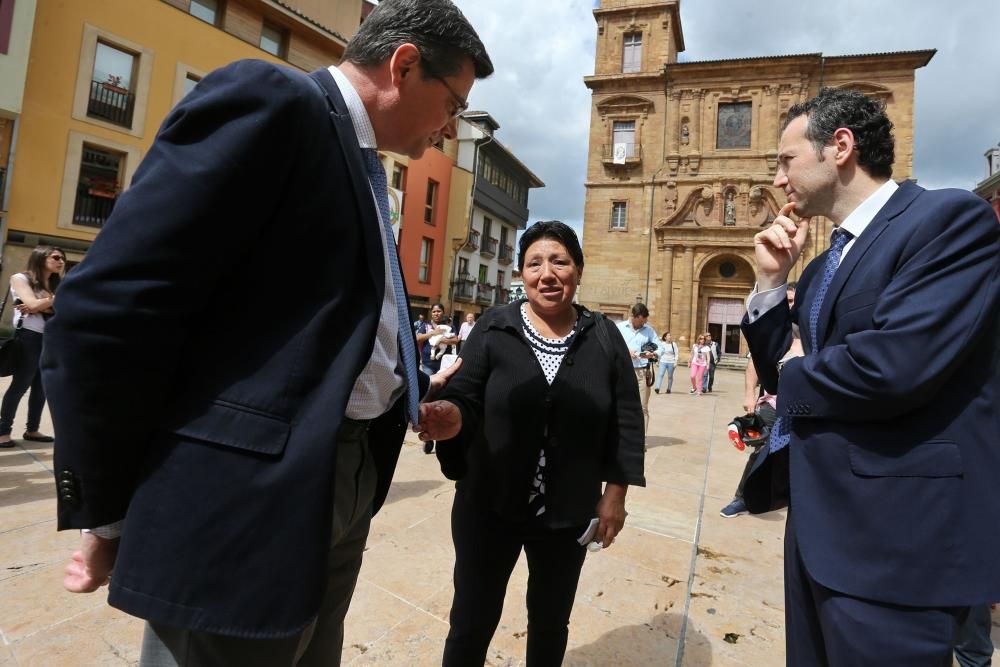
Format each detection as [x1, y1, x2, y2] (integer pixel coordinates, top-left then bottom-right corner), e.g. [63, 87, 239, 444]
[746, 180, 899, 322]
[328, 65, 406, 420]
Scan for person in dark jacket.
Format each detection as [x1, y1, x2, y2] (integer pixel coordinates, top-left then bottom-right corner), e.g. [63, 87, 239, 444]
[418, 220, 645, 666]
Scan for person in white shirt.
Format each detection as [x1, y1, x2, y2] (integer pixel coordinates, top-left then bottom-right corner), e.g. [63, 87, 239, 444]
[617, 303, 664, 433]
[654, 331, 678, 394]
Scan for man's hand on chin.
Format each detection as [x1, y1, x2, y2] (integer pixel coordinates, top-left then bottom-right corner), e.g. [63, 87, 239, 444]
[64, 531, 119, 593]
[754, 202, 810, 290]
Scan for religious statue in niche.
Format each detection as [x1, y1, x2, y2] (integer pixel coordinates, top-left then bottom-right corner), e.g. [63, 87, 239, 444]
[680, 122, 689, 145]
[724, 191, 736, 225]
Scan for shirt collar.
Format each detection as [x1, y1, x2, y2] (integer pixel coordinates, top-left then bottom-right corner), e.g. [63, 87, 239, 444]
[838, 179, 898, 239]
[327, 65, 377, 150]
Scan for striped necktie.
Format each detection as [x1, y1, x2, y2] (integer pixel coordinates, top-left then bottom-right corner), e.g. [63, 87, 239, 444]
[768, 227, 853, 453]
[362, 148, 421, 426]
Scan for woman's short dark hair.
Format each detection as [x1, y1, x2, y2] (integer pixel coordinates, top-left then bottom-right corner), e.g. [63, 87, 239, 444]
[783, 87, 895, 179]
[25, 245, 64, 293]
[344, 0, 493, 80]
[517, 221, 584, 272]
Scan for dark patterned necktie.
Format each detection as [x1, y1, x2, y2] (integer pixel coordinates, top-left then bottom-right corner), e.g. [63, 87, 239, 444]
[362, 148, 421, 425]
[768, 227, 853, 453]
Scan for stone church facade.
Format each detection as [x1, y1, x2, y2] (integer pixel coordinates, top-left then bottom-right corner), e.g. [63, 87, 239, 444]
[578, 0, 934, 361]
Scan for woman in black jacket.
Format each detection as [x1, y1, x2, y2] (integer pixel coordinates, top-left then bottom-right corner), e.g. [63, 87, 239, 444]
[418, 221, 645, 666]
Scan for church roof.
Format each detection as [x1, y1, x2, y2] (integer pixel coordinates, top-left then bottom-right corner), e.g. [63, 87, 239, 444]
[671, 49, 935, 68]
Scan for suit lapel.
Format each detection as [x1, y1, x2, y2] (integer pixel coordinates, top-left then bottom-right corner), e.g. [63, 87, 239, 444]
[814, 180, 923, 347]
[308, 68, 385, 302]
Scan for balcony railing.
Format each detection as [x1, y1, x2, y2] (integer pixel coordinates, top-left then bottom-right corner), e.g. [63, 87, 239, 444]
[498, 244, 514, 265]
[72, 187, 118, 228]
[452, 277, 475, 302]
[475, 283, 494, 305]
[481, 237, 498, 257]
[495, 287, 510, 304]
[601, 143, 642, 164]
[87, 80, 136, 128]
[463, 229, 480, 251]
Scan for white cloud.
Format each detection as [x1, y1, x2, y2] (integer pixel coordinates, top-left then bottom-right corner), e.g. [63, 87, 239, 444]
[452, 0, 999, 240]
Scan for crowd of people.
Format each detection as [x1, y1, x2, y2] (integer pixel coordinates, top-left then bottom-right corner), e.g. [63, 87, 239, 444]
[0, 0, 990, 665]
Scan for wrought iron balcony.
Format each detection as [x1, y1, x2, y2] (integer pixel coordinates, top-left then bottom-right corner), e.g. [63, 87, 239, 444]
[481, 237, 498, 258]
[452, 277, 475, 303]
[475, 283, 494, 305]
[463, 229, 480, 251]
[498, 244, 514, 265]
[601, 143, 642, 165]
[495, 287, 510, 304]
[72, 187, 117, 228]
[87, 80, 136, 128]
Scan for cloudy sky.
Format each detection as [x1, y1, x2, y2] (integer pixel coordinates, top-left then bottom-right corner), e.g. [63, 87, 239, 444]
[451, 0, 999, 238]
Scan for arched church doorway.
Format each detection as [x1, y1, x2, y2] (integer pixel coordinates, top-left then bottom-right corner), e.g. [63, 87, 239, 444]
[698, 254, 756, 358]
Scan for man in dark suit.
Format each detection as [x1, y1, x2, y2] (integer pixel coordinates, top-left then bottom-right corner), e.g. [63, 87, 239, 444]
[43, 1, 492, 664]
[742, 88, 999, 665]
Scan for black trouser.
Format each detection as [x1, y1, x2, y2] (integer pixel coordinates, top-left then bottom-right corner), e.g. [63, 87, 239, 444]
[734, 403, 776, 500]
[444, 488, 587, 667]
[0, 329, 45, 436]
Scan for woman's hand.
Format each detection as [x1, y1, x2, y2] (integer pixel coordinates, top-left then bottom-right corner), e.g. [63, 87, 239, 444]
[415, 400, 462, 441]
[594, 483, 628, 548]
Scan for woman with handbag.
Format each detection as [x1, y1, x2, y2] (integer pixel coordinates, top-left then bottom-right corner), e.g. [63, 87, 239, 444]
[0, 245, 64, 447]
[417, 221, 645, 666]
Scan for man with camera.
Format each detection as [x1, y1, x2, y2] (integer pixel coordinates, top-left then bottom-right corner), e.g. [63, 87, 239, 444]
[617, 303, 665, 436]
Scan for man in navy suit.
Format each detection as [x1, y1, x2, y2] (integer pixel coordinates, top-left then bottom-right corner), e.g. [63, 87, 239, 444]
[43, 1, 492, 664]
[742, 88, 999, 665]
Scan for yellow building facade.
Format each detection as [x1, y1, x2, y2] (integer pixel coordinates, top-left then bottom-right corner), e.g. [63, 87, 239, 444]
[578, 0, 933, 362]
[2, 0, 354, 307]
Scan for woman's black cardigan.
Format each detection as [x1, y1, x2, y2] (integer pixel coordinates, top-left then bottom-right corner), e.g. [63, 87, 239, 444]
[436, 300, 645, 529]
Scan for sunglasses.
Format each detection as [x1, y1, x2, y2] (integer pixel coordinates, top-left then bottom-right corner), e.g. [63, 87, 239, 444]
[49, 255, 66, 262]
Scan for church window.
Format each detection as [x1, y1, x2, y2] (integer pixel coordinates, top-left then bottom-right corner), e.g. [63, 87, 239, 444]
[612, 120, 637, 158]
[611, 201, 627, 230]
[716, 102, 752, 149]
[622, 32, 642, 73]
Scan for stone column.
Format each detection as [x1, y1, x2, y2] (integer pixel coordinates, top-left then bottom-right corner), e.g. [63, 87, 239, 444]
[660, 245, 674, 332]
[689, 272, 700, 351]
[763, 85, 779, 150]
[667, 90, 681, 154]
[690, 89, 703, 152]
[676, 246, 694, 354]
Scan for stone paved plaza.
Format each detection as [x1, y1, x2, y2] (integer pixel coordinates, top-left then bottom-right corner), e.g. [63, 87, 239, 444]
[1, 369, 996, 665]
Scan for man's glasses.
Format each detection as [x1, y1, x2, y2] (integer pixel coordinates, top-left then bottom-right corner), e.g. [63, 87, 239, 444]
[431, 74, 469, 119]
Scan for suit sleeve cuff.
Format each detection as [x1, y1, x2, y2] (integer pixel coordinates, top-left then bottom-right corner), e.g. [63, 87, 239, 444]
[82, 521, 123, 539]
[746, 283, 788, 323]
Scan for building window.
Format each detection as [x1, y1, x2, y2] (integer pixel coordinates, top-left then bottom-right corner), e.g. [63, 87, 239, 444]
[424, 179, 438, 224]
[457, 256, 469, 277]
[189, 0, 221, 25]
[497, 270, 505, 287]
[391, 163, 407, 190]
[0, 0, 14, 55]
[482, 217, 492, 242]
[477, 264, 488, 284]
[611, 201, 627, 230]
[612, 120, 637, 159]
[419, 238, 433, 283]
[74, 144, 125, 228]
[717, 102, 752, 149]
[622, 32, 642, 73]
[183, 73, 201, 97]
[88, 41, 137, 128]
[260, 22, 288, 58]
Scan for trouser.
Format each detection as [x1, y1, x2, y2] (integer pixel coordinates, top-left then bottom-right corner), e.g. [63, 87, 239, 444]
[702, 363, 717, 391]
[784, 512, 970, 666]
[443, 488, 587, 667]
[139, 418, 378, 667]
[954, 604, 994, 667]
[633, 367, 651, 433]
[0, 329, 45, 436]
[655, 361, 675, 392]
[690, 363, 706, 392]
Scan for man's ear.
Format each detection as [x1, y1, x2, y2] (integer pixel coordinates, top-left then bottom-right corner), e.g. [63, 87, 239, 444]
[832, 127, 856, 166]
[389, 43, 421, 87]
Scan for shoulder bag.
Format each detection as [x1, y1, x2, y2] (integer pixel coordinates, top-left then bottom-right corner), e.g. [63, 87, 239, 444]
[0, 288, 23, 377]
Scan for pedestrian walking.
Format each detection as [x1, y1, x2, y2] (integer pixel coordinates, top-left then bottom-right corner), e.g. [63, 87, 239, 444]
[654, 331, 678, 394]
